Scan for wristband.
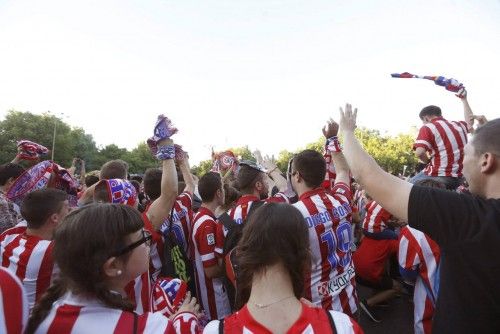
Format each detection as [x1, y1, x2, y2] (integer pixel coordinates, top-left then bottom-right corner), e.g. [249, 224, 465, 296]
[156, 145, 175, 160]
[326, 136, 342, 153]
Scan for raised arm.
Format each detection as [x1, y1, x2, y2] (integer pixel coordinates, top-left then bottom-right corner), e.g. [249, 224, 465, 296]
[339, 104, 412, 221]
[147, 138, 178, 231]
[460, 93, 474, 130]
[178, 154, 195, 195]
[323, 119, 350, 186]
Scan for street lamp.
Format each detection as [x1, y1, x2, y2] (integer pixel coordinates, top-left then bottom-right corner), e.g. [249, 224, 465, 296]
[48, 111, 65, 161]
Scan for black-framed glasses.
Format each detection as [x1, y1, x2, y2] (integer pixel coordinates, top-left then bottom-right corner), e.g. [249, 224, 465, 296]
[113, 229, 152, 257]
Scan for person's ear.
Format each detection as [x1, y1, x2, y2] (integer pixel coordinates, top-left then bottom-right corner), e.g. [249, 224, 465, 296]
[103, 257, 124, 278]
[481, 152, 497, 174]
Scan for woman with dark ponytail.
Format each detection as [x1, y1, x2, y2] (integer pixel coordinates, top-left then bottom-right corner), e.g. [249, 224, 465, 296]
[27, 203, 201, 334]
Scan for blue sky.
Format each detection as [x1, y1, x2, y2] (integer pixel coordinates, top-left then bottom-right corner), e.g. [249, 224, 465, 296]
[1, 0, 499, 164]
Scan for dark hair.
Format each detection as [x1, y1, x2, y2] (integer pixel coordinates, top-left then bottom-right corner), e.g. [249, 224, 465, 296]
[100, 159, 129, 180]
[293, 149, 326, 188]
[93, 180, 110, 203]
[236, 165, 264, 194]
[0, 163, 25, 186]
[20, 189, 67, 229]
[84, 174, 99, 188]
[27, 204, 143, 333]
[419, 105, 442, 119]
[130, 180, 141, 195]
[198, 172, 222, 202]
[414, 179, 446, 189]
[130, 174, 143, 183]
[236, 203, 310, 309]
[143, 168, 161, 201]
[472, 118, 500, 156]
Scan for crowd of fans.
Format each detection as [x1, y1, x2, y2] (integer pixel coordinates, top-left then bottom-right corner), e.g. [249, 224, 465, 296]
[0, 91, 499, 334]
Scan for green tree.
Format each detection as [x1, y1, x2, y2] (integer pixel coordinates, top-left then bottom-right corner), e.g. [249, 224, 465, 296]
[191, 159, 213, 177]
[125, 142, 159, 174]
[0, 110, 98, 168]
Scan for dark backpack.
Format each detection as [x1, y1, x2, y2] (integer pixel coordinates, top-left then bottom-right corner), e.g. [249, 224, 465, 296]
[161, 209, 197, 299]
[218, 200, 265, 310]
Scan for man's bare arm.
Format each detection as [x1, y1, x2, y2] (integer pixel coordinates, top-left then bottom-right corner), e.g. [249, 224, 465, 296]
[339, 104, 412, 221]
[415, 147, 430, 164]
[147, 138, 178, 231]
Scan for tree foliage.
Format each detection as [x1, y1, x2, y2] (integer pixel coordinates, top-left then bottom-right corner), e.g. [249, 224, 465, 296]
[1, 111, 418, 177]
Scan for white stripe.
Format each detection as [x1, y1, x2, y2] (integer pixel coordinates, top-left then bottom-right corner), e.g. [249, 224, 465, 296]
[7, 238, 26, 273]
[24, 240, 52, 309]
[201, 253, 215, 262]
[414, 139, 432, 150]
[437, 120, 461, 176]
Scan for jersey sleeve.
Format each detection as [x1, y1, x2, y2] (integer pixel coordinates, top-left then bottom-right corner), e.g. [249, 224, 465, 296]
[214, 221, 225, 257]
[177, 192, 193, 211]
[398, 228, 421, 281]
[194, 219, 218, 268]
[413, 126, 433, 151]
[0, 267, 28, 334]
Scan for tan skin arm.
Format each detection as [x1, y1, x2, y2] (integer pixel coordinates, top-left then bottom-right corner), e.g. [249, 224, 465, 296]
[339, 104, 412, 221]
[146, 139, 178, 231]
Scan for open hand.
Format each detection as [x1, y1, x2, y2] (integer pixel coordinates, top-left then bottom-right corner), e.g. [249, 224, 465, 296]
[339, 103, 358, 133]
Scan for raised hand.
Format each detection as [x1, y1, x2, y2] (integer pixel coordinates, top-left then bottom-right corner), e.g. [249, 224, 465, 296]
[339, 103, 358, 133]
[322, 118, 340, 138]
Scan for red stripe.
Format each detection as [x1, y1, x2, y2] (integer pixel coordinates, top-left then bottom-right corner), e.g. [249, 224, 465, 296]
[140, 273, 151, 312]
[136, 312, 148, 333]
[1, 234, 22, 267]
[15, 237, 31, 281]
[422, 296, 434, 334]
[302, 196, 332, 309]
[113, 311, 135, 334]
[434, 122, 455, 176]
[36, 242, 55, 303]
[47, 305, 83, 334]
[205, 272, 217, 319]
[447, 121, 467, 175]
[0, 268, 24, 334]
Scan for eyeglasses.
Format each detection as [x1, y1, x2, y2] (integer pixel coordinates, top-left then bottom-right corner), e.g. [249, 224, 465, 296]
[113, 229, 152, 257]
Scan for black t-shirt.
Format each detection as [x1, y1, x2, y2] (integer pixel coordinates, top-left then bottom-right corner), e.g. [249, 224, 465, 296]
[409, 185, 500, 334]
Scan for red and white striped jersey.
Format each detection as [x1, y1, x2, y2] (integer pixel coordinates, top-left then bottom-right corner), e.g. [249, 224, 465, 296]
[192, 207, 231, 320]
[0, 228, 57, 310]
[34, 292, 199, 334]
[215, 193, 288, 255]
[398, 226, 441, 334]
[143, 192, 194, 281]
[203, 302, 364, 334]
[0, 267, 28, 334]
[362, 201, 392, 233]
[413, 117, 469, 177]
[125, 271, 152, 315]
[292, 183, 357, 316]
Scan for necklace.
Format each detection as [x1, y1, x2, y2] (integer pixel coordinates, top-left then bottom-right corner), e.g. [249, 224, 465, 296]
[252, 295, 295, 309]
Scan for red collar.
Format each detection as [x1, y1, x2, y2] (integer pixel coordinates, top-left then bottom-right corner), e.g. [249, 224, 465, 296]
[298, 188, 326, 201]
[197, 206, 216, 219]
[236, 194, 260, 206]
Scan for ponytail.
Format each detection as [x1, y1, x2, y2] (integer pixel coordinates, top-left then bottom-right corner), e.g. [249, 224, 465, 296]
[27, 280, 66, 334]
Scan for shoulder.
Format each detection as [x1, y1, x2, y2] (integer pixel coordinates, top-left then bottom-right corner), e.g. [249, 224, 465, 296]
[327, 310, 363, 334]
[203, 320, 220, 333]
[139, 312, 173, 333]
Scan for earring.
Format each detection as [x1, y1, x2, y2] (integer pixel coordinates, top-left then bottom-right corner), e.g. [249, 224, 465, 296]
[117, 270, 122, 275]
